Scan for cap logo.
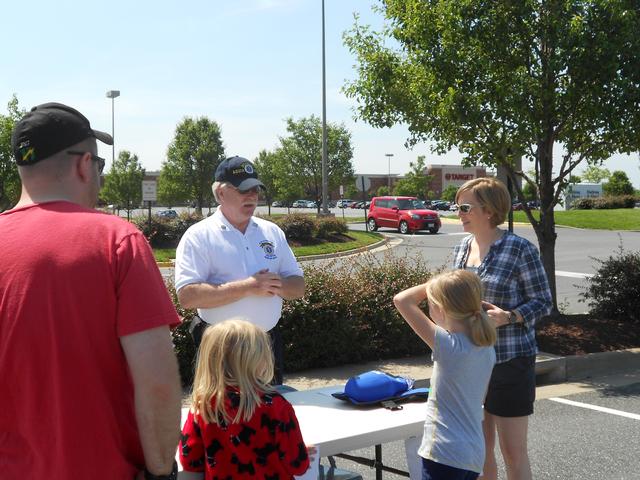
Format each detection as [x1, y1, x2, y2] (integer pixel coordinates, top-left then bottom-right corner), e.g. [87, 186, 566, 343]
[244, 163, 254, 174]
[20, 147, 36, 163]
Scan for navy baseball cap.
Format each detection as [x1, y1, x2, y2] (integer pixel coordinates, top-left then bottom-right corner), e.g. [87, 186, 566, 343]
[215, 156, 265, 192]
[12, 102, 113, 166]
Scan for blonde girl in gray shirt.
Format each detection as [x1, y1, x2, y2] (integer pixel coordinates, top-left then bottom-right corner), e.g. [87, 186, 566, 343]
[394, 270, 496, 480]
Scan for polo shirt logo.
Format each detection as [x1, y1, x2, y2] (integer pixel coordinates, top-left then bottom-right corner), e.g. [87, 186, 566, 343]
[259, 240, 277, 260]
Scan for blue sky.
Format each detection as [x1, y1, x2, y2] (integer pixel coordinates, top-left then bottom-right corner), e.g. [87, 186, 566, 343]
[2, 0, 638, 187]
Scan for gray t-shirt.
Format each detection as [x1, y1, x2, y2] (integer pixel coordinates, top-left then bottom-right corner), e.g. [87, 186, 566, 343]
[418, 326, 496, 473]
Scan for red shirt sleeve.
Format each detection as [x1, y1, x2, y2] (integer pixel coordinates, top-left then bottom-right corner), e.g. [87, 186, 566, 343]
[115, 232, 180, 336]
[179, 411, 206, 472]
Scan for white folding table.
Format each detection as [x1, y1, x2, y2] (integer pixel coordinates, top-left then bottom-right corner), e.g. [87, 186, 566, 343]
[178, 385, 427, 479]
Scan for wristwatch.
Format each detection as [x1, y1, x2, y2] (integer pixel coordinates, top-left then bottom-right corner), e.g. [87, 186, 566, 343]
[508, 311, 518, 325]
[144, 461, 178, 480]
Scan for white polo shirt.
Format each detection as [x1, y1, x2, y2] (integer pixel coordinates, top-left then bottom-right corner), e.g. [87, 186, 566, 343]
[174, 209, 303, 331]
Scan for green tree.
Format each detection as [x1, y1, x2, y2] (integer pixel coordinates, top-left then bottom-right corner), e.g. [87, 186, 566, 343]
[580, 165, 611, 184]
[344, 1, 640, 310]
[603, 170, 635, 197]
[275, 116, 354, 210]
[376, 185, 391, 197]
[0, 95, 24, 211]
[440, 185, 458, 203]
[254, 149, 279, 215]
[159, 117, 224, 215]
[100, 150, 145, 220]
[392, 156, 433, 199]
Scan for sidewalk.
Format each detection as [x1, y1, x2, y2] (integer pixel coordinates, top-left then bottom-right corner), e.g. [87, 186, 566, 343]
[284, 348, 640, 391]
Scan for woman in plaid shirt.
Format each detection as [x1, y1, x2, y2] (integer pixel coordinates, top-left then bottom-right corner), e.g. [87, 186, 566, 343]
[452, 178, 552, 480]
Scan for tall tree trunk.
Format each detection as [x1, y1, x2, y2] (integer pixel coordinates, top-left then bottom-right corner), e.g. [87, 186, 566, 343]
[534, 135, 558, 314]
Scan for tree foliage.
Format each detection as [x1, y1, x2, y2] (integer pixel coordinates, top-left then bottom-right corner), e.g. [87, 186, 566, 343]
[0, 95, 24, 211]
[344, 1, 640, 310]
[274, 116, 355, 208]
[393, 156, 433, 199]
[580, 165, 611, 183]
[254, 149, 279, 215]
[603, 170, 635, 197]
[440, 185, 458, 203]
[159, 117, 224, 214]
[100, 150, 145, 219]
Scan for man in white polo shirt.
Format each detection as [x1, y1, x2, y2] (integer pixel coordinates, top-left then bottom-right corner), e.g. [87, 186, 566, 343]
[174, 156, 305, 384]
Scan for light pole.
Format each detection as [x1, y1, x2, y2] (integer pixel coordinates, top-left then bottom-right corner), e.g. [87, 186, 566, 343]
[105, 90, 120, 167]
[385, 153, 394, 190]
[320, 0, 329, 215]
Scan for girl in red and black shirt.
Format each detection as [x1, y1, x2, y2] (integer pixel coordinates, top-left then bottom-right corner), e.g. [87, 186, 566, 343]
[179, 319, 311, 479]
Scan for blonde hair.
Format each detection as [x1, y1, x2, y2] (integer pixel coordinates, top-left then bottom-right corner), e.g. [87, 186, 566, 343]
[426, 270, 496, 347]
[190, 319, 275, 425]
[455, 177, 511, 227]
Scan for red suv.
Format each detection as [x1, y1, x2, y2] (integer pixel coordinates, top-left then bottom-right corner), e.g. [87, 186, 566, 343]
[367, 196, 441, 234]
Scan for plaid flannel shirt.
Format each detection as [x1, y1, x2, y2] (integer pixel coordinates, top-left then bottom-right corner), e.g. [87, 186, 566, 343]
[452, 232, 552, 363]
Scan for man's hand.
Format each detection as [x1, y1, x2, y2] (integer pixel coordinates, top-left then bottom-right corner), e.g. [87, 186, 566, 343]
[482, 300, 510, 327]
[248, 269, 283, 297]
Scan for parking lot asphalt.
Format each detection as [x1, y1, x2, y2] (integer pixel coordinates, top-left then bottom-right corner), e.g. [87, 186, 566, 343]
[284, 357, 640, 480]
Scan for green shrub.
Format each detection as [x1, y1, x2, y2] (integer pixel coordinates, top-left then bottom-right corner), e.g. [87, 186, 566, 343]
[316, 217, 348, 239]
[132, 216, 180, 248]
[571, 198, 594, 209]
[131, 212, 204, 248]
[280, 251, 436, 371]
[275, 213, 316, 241]
[572, 195, 637, 210]
[166, 279, 199, 389]
[581, 245, 640, 324]
[167, 251, 437, 387]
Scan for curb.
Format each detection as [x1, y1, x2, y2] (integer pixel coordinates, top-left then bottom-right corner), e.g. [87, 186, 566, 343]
[297, 236, 389, 262]
[535, 347, 640, 385]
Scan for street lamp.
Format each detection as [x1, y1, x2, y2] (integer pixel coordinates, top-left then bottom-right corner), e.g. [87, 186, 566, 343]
[105, 90, 120, 167]
[385, 153, 394, 189]
[320, 0, 329, 214]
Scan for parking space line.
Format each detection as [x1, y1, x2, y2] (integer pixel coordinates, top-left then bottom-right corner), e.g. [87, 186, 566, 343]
[549, 397, 640, 420]
[555, 270, 594, 279]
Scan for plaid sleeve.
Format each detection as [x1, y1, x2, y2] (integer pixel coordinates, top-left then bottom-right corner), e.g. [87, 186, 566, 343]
[514, 241, 553, 329]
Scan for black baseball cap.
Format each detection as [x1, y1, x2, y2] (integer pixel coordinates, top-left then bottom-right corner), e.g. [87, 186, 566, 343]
[12, 102, 113, 166]
[215, 156, 265, 192]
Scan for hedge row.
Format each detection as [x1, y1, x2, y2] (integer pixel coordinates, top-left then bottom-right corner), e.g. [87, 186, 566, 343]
[270, 213, 349, 241]
[571, 195, 637, 210]
[131, 212, 203, 248]
[169, 251, 435, 388]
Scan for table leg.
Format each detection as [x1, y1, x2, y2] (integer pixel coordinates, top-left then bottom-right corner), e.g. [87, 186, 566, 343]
[375, 444, 383, 480]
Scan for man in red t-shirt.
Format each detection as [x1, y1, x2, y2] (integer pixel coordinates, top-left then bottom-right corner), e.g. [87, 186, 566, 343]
[0, 103, 182, 480]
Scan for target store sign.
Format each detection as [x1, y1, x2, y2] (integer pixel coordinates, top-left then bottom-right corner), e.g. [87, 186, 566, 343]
[442, 167, 478, 188]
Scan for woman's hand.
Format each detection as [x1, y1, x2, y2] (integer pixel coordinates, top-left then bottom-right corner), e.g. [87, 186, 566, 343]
[482, 301, 510, 327]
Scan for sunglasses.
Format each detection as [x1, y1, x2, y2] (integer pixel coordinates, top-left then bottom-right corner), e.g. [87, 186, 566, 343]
[456, 203, 476, 213]
[67, 150, 106, 174]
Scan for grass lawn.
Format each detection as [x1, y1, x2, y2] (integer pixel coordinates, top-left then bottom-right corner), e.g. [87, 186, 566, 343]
[154, 248, 176, 263]
[512, 209, 640, 230]
[444, 208, 640, 230]
[291, 231, 382, 256]
[152, 231, 382, 262]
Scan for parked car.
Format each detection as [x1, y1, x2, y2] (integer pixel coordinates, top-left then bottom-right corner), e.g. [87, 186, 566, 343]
[337, 199, 354, 208]
[291, 200, 308, 208]
[431, 200, 451, 211]
[271, 200, 285, 207]
[156, 209, 178, 219]
[367, 196, 441, 234]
